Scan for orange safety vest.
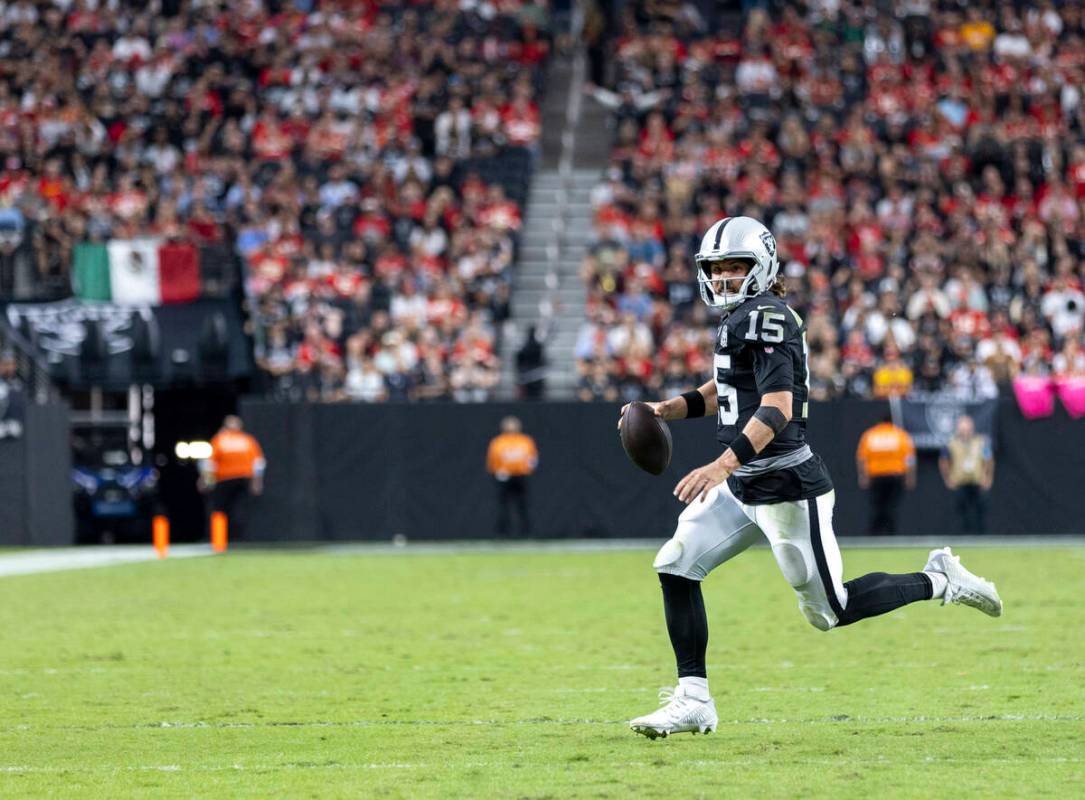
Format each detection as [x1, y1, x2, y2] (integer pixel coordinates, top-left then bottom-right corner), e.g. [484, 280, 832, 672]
[856, 422, 915, 477]
[209, 430, 265, 482]
[486, 432, 538, 477]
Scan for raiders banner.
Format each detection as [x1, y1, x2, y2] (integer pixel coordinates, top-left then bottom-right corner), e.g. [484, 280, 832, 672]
[5, 299, 149, 360]
[4, 298, 252, 387]
[896, 393, 998, 450]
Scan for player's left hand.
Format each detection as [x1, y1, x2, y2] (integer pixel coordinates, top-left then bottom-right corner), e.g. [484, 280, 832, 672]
[674, 459, 734, 505]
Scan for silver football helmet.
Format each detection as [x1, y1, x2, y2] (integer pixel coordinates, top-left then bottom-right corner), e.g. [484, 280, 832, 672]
[694, 216, 779, 310]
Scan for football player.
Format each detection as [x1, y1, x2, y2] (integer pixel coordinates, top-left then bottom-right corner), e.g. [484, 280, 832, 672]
[620, 216, 1002, 739]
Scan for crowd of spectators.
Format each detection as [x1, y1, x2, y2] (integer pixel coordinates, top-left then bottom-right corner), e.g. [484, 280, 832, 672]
[0, 0, 550, 402]
[576, 0, 1085, 404]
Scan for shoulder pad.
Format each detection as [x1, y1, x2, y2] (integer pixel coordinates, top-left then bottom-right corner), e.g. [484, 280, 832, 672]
[729, 296, 803, 346]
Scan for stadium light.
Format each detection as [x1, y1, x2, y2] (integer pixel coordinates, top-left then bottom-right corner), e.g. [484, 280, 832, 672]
[174, 441, 212, 460]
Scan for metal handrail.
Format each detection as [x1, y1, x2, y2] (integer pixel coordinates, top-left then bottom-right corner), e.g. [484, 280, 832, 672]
[530, 0, 587, 400]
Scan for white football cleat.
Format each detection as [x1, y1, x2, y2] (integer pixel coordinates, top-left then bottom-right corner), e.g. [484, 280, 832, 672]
[925, 547, 1002, 617]
[629, 685, 718, 739]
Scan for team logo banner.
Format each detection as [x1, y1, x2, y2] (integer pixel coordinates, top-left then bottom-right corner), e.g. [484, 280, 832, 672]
[4, 297, 252, 387]
[898, 392, 998, 450]
[6, 300, 149, 360]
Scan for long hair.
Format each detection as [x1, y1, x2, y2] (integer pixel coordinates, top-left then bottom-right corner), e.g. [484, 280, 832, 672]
[769, 276, 787, 297]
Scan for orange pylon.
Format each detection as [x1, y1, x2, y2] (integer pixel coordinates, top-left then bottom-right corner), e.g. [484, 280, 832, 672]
[211, 511, 228, 553]
[153, 515, 170, 559]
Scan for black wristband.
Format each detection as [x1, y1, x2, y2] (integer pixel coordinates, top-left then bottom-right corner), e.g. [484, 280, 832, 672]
[727, 433, 757, 466]
[681, 390, 706, 419]
[753, 406, 788, 435]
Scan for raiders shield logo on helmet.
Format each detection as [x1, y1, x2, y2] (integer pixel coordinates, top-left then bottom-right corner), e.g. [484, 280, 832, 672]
[760, 231, 777, 259]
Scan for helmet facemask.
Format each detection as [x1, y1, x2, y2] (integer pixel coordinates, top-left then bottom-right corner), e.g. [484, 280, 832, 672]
[696, 257, 758, 311]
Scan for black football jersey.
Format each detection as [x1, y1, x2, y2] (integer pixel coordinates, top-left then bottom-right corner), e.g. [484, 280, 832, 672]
[714, 294, 833, 504]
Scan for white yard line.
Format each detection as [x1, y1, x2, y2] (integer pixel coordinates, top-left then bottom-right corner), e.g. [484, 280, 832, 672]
[0, 545, 214, 577]
[3, 754, 1084, 775]
[5, 712, 1081, 733]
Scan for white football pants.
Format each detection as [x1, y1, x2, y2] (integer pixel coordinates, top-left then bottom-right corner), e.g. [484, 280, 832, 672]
[652, 483, 848, 630]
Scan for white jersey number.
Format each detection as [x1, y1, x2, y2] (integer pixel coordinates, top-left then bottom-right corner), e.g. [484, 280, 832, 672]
[744, 310, 786, 343]
[714, 353, 738, 426]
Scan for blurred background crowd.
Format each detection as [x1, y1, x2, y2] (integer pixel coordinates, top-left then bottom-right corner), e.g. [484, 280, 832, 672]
[1, 0, 1084, 405]
[576, 0, 1085, 403]
[0, 0, 550, 401]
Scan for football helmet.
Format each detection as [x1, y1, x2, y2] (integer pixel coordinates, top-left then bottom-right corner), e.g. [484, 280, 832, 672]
[694, 216, 779, 310]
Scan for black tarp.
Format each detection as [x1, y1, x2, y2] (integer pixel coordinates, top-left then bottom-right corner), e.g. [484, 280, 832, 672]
[239, 398, 1085, 541]
[0, 436, 25, 543]
[0, 402, 71, 546]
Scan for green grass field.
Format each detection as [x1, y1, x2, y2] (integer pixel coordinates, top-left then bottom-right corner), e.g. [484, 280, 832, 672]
[1, 545, 1083, 799]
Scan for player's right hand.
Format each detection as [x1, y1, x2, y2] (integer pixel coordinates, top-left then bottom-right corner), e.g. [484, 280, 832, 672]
[617, 401, 666, 430]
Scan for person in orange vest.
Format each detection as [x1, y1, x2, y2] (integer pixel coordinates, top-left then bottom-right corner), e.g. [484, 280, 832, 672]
[486, 416, 538, 537]
[855, 413, 916, 534]
[199, 415, 266, 539]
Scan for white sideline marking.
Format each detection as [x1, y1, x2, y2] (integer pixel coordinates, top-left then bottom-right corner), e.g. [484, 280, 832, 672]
[0, 545, 214, 577]
[1, 536, 1080, 574]
[313, 534, 1085, 556]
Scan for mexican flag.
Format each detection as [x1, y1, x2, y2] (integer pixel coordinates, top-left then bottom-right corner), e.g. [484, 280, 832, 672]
[72, 239, 202, 305]
[107, 238, 161, 305]
[72, 243, 112, 301]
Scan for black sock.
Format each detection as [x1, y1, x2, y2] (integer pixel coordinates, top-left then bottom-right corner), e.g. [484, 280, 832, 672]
[835, 572, 933, 627]
[659, 573, 708, 678]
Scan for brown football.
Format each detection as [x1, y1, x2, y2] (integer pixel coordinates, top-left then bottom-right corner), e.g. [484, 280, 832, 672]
[620, 401, 673, 475]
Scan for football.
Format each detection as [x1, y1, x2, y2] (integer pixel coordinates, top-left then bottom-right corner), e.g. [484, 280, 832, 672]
[620, 401, 673, 475]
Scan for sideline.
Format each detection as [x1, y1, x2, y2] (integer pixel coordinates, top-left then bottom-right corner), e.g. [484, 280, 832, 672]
[1, 536, 1081, 576]
[312, 534, 1085, 557]
[0, 545, 214, 578]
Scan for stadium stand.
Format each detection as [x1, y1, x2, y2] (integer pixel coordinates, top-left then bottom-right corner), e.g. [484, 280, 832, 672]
[0, 0, 549, 402]
[578, 0, 1085, 403]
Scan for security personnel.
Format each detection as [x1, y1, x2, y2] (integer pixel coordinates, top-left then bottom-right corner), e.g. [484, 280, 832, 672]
[485, 416, 538, 537]
[200, 415, 265, 539]
[939, 415, 994, 534]
[856, 414, 916, 534]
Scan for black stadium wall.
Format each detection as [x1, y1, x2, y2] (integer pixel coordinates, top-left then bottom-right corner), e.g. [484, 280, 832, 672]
[239, 399, 1085, 541]
[0, 403, 73, 546]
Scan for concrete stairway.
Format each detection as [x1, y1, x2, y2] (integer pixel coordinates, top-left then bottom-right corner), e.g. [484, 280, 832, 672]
[499, 6, 612, 399]
[503, 169, 599, 399]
